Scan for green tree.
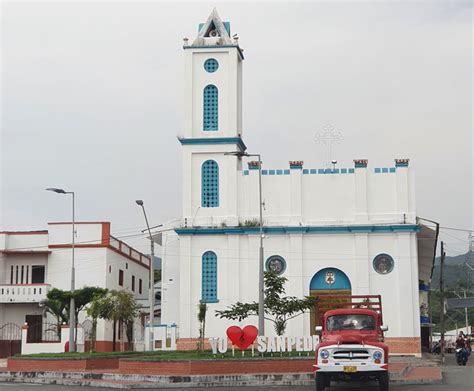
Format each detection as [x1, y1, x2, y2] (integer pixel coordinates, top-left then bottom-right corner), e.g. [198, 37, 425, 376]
[91, 290, 140, 352]
[430, 287, 474, 332]
[197, 302, 208, 351]
[42, 287, 107, 345]
[86, 293, 113, 352]
[216, 272, 316, 335]
[40, 297, 68, 338]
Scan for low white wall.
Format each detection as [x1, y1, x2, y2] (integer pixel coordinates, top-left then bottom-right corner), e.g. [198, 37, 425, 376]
[21, 325, 84, 355]
[21, 325, 67, 355]
[145, 325, 177, 350]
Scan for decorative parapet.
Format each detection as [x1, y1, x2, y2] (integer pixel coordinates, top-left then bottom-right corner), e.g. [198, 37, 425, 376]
[303, 168, 355, 174]
[354, 159, 368, 168]
[289, 161, 303, 169]
[395, 159, 410, 167]
[248, 161, 261, 170]
[374, 167, 396, 174]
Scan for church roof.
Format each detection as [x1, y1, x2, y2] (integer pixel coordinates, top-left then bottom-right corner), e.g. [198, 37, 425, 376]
[191, 8, 234, 47]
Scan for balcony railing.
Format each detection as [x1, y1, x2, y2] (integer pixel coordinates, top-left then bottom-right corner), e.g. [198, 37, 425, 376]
[0, 284, 51, 303]
[109, 235, 151, 268]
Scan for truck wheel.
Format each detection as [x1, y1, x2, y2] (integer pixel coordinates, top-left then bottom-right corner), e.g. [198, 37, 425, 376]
[315, 373, 326, 391]
[378, 372, 389, 391]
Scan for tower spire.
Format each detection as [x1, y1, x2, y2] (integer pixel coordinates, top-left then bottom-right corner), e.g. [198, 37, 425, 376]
[192, 8, 233, 46]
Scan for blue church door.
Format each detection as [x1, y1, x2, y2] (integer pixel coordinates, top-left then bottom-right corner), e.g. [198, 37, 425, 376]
[309, 268, 352, 334]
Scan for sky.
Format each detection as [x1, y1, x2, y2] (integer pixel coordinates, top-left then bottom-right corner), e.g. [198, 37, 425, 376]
[1, 1, 472, 256]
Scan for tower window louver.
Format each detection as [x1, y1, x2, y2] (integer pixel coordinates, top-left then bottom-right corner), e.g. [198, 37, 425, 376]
[203, 85, 218, 131]
[201, 160, 219, 207]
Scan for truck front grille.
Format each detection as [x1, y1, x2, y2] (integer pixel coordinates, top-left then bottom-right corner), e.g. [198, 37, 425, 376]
[332, 349, 370, 360]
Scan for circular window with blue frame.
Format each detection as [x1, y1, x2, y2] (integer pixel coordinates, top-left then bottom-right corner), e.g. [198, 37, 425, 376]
[204, 58, 219, 73]
[265, 255, 286, 275]
[373, 253, 394, 275]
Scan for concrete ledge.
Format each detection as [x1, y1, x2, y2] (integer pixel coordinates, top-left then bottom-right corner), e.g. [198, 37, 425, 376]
[8, 357, 120, 372]
[119, 357, 313, 375]
[0, 367, 443, 388]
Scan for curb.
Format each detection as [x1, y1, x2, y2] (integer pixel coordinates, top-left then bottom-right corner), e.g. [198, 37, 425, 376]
[0, 370, 443, 388]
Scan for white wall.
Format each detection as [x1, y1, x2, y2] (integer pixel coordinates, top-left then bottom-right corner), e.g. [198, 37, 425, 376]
[168, 230, 420, 339]
[184, 47, 242, 139]
[46, 247, 106, 290]
[183, 145, 241, 225]
[238, 166, 414, 227]
[160, 231, 180, 327]
[1, 233, 49, 252]
[48, 223, 103, 247]
[0, 303, 41, 325]
[20, 325, 71, 355]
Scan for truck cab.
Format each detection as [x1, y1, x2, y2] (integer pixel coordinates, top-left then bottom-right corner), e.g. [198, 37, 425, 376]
[313, 296, 389, 391]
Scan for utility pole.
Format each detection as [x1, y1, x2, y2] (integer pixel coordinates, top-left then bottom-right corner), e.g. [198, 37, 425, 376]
[135, 200, 155, 351]
[463, 290, 469, 334]
[439, 241, 446, 364]
[46, 188, 76, 352]
[225, 151, 265, 336]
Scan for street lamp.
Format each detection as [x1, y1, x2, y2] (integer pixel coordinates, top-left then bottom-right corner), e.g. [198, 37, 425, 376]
[46, 187, 75, 352]
[225, 151, 265, 336]
[135, 200, 155, 351]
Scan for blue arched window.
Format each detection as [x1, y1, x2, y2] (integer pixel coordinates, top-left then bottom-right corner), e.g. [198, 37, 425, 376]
[309, 268, 352, 291]
[202, 251, 218, 302]
[201, 160, 219, 207]
[203, 85, 218, 131]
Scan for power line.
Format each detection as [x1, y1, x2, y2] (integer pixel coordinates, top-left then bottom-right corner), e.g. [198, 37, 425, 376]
[439, 226, 474, 233]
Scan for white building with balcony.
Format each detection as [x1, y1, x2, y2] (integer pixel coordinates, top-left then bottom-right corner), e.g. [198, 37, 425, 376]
[159, 9, 437, 355]
[0, 222, 150, 352]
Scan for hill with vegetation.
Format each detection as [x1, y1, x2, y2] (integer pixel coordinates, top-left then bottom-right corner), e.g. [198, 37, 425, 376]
[429, 251, 473, 332]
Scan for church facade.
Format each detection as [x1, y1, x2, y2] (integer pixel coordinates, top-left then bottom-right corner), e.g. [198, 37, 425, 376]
[160, 10, 432, 356]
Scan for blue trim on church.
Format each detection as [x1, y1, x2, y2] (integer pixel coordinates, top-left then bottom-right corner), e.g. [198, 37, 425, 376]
[175, 224, 420, 236]
[178, 137, 247, 152]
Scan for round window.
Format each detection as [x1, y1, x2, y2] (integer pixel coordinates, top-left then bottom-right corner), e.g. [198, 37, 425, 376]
[204, 58, 219, 73]
[373, 254, 394, 275]
[265, 255, 286, 275]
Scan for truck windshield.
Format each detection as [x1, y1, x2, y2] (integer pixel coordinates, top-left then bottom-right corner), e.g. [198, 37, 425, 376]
[327, 314, 375, 331]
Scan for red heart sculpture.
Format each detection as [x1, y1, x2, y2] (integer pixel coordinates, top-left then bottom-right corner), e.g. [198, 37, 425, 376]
[226, 325, 258, 350]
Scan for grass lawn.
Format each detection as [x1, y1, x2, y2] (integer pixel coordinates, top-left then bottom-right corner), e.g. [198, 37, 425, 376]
[15, 350, 315, 361]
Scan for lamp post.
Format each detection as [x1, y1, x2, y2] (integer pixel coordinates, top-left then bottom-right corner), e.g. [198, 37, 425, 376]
[225, 151, 265, 336]
[46, 187, 75, 352]
[135, 200, 155, 351]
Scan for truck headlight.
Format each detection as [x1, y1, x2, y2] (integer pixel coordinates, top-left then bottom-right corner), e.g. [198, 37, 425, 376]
[373, 351, 383, 360]
[320, 349, 330, 359]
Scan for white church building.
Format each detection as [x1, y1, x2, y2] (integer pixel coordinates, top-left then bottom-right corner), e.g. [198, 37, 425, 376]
[159, 10, 436, 355]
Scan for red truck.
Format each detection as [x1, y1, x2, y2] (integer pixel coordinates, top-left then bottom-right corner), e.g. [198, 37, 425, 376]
[313, 295, 389, 391]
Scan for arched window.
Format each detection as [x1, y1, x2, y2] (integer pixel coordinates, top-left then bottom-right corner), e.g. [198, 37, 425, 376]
[202, 251, 218, 302]
[201, 160, 219, 207]
[203, 85, 218, 131]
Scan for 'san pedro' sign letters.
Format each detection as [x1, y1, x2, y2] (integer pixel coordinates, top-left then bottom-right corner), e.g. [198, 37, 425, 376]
[208, 325, 320, 354]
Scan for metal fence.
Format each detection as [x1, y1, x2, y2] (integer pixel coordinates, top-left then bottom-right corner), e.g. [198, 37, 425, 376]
[27, 321, 61, 343]
[0, 323, 22, 357]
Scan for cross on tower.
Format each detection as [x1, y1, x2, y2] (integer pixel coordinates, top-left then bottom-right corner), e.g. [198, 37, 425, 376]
[315, 124, 344, 168]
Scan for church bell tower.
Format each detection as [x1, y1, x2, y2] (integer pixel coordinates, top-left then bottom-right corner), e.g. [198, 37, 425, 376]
[180, 9, 245, 226]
